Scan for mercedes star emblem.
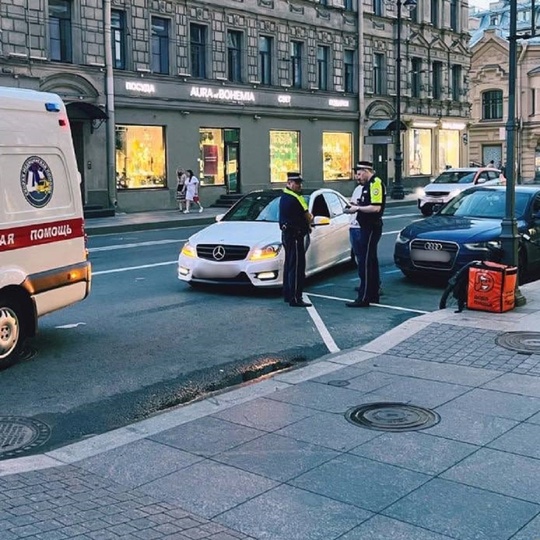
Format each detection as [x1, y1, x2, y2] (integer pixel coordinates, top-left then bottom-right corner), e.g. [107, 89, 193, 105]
[212, 245, 226, 260]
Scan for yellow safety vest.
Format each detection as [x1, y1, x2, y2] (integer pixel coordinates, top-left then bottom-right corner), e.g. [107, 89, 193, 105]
[283, 188, 308, 211]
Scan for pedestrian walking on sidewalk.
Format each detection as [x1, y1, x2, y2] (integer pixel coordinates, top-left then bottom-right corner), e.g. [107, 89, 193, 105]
[344, 161, 386, 307]
[176, 167, 187, 212]
[279, 172, 313, 307]
[183, 169, 203, 214]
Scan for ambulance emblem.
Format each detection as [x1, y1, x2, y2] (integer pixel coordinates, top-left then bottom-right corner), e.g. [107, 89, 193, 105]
[20, 156, 54, 208]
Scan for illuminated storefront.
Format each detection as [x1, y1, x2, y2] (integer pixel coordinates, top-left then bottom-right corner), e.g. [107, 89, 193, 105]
[408, 128, 433, 176]
[438, 130, 460, 171]
[199, 128, 225, 185]
[115, 125, 166, 190]
[270, 131, 301, 182]
[323, 132, 352, 181]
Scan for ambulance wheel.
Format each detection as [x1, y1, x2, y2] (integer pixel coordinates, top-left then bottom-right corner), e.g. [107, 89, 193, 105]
[0, 296, 25, 370]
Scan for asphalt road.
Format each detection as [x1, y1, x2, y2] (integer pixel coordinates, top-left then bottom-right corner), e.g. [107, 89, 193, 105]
[0, 205, 446, 457]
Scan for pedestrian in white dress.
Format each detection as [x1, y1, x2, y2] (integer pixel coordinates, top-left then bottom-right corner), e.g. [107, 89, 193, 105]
[183, 169, 203, 213]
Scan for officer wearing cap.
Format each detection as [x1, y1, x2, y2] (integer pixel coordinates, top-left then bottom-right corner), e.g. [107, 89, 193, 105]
[344, 161, 386, 307]
[279, 172, 313, 307]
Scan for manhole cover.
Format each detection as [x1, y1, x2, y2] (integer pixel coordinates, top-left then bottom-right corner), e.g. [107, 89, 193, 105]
[345, 402, 440, 432]
[0, 417, 51, 458]
[327, 380, 350, 387]
[496, 332, 540, 354]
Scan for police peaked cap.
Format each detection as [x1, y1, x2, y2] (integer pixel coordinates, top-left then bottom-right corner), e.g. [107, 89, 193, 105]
[287, 172, 303, 182]
[355, 161, 374, 171]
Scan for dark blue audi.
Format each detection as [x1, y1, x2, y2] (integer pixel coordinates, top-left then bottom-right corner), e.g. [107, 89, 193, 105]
[394, 185, 540, 281]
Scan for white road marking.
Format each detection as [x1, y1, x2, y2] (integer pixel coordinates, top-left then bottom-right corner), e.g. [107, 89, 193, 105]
[382, 230, 400, 236]
[304, 295, 340, 353]
[384, 213, 417, 219]
[55, 323, 87, 329]
[307, 292, 429, 314]
[93, 261, 177, 275]
[90, 239, 185, 253]
[384, 269, 402, 274]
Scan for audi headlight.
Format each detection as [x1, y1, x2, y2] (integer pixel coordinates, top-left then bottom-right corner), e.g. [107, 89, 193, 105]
[396, 230, 411, 244]
[181, 242, 197, 257]
[249, 243, 282, 261]
[463, 240, 502, 251]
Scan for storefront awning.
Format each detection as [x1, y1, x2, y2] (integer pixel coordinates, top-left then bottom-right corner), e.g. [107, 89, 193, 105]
[66, 102, 108, 120]
[369, 119, 407, 134]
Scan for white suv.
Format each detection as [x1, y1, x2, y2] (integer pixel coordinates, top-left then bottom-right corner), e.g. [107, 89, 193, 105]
[417, 167, 504, 216]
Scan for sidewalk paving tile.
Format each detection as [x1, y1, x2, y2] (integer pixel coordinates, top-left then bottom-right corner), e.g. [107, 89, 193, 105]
[324, 515, 455, 540]
[482, 372, 540, 398]
[435, 388, 540, 421]
[274, 411, 382, 451]
[350, 431, 478, 475]
[290, 453, 430, 512]
[384, 478, 540, 540]
[148, 416, 265, 457]
[139, 460, 278, 519]
[210, 397, 315, 432]
[488, 422, 540, 459]
[75, 439, 203, 488]
[527, 410, 540, 424]
[425, 406, 519, 445]
[212, 432, 338, 482]
[511, 514, 540, 540]
[216, 484, 372, 540]
[441, 447, 540, 504]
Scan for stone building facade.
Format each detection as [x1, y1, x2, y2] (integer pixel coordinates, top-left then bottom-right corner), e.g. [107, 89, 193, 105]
[469, 4, 540, 183]
[0, 0, 469, 212]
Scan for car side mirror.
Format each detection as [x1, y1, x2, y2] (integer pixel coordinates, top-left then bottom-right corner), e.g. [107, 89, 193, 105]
[312, 216, 330, 226]
[215, 214, 225, 222]
[533, 211, 540, 221]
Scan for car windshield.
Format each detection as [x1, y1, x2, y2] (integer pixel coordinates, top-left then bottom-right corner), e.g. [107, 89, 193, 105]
[439, 189, 530, 219]
[222, 192, 311, 222]
[432, 171, 475, 184]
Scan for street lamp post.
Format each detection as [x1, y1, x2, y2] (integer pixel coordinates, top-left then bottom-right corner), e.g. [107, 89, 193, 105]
[391, 0, 417, 200]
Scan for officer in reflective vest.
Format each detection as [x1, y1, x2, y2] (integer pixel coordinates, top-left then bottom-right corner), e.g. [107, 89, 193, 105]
[279, 172, 313, 307]
[344, 161, 386, 307]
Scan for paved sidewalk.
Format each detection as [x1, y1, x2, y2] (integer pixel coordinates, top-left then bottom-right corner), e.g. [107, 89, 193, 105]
[1, 281, 539, 539]
[85, 194, 418, 236]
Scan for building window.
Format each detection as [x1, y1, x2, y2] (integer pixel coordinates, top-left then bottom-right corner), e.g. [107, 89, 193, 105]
[344, 0, 353, 9]
[482, 90, 503, 120]
[531, 88, 536, 116]
[291, 41, 303, 88]
[227, 30, 242, 83]
[323, 132, 352, 181]
[432, 61, 443, 99]
[373, 53, 385, 94]
[431, 0, 439, 26]
[344, 50, 355, 93]
[111, 10, 126, 70]
[49, 0, 72, 63]
[270, 131, 301, 183]
[410, 0, 419, 23]
[373, 0, 383, 16]
[320, 0, 328, 5]
[451, 65, 461, 101]
[409, 128, 432, 175]
[317, 46, 329, 91]
[190, 24, 207, 79]
[439, 129, 460, 171]
[411, 57, 422, 98]
[259, 36, 273, 85]
[115, 125, 166, 190]
[151, 17, 169, 74]
[450, 0, 459, 31]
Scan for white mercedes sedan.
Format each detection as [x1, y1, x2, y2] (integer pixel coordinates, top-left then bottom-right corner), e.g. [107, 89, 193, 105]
[177, 188, 352, 288]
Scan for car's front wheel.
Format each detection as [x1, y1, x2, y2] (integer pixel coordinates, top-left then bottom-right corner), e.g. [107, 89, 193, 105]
[420, 206, 433, 217]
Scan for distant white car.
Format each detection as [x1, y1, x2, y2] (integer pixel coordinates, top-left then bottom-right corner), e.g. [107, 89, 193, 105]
[417, 167, 504, 216]
[177, 188, 352, 288]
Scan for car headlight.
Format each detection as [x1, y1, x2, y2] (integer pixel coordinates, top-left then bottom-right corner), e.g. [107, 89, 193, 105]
[464, 240, 502, 251]
[181, 242, 197, 257]
[416, 187, 425, 197]
[249, 243, 282, 261]
[396, 231, 411, 244]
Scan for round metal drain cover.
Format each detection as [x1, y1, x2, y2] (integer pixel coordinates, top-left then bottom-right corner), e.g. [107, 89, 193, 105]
[345, 402, 440, 432]
[0, 417, 51, 458]
[496, 332, 540, 354]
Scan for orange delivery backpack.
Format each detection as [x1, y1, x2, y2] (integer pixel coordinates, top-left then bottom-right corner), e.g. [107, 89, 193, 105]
[467, 261, 517, 313]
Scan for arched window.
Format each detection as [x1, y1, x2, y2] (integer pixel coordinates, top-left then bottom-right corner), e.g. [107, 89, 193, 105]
[482, 90, 503, 120]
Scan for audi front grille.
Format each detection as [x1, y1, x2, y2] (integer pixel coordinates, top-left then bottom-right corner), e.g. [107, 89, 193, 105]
[197, 244, 251, 261]
[410, 239, 459, 270]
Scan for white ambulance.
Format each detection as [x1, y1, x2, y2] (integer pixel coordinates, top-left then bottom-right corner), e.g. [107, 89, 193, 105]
[0, 86, 91, 369]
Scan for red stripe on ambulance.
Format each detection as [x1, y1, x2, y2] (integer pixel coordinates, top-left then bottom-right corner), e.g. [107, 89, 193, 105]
[0, 218, 84, 252]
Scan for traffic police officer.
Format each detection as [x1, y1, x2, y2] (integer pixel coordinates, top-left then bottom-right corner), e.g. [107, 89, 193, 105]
[279, 172, 313, 307]
[344, 161, 386, 307]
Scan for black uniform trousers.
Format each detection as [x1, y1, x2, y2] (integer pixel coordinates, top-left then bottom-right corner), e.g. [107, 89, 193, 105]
[282, 230, 307, 304]
[355, 223, 382, 303]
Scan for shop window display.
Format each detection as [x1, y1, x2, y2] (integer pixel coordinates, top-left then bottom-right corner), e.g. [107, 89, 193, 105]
[115, 125, 166, 189]
[199, 128, 225, 185]
[270, 131, 300, 182]
[408, 128, 432, 176]
[438, 130, 460, 172]
[323, 132, 352, 181]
